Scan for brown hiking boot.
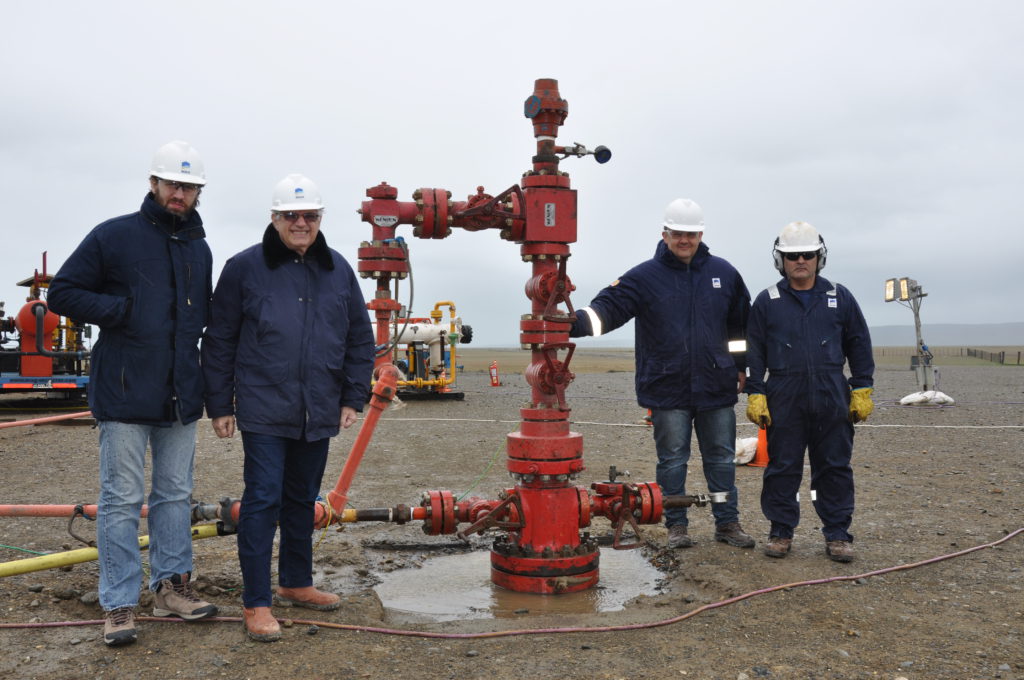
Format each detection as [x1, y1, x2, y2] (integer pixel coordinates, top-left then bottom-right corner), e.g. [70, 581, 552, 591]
[764, 536, 792, 558]
[243, 607, 281, 642]
[666, 525, 694, 549]
[714, 522, 756, 548]
[103, 607, 137, 647]
[275, 585, 341, 611]
[826, 540, 855, 563]
[153, 573, 218, 620]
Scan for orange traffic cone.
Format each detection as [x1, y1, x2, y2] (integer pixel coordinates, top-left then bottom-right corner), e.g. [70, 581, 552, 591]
[489, 361, 500, 387]
[643, 409, 653, 426]
[748, 427, 769, 467]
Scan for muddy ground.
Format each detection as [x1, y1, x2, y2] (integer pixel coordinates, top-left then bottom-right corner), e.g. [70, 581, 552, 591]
[0, 349, 1021, 680]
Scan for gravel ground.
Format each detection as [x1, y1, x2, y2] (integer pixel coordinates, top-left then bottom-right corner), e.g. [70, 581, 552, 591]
[0, 352, 1021, 680]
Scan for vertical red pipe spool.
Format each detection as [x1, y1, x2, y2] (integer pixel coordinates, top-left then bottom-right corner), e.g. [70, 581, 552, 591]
[489, 79, 596, 594]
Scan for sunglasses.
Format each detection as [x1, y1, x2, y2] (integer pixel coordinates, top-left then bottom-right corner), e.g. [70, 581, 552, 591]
[275, 211, 322, 224]
[783, 251, 818, 261]
[158, 179, 201, 194]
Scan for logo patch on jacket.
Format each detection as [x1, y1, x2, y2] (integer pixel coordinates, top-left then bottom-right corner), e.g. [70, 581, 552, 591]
[828, 298, 837, 308]
[712, 277, 721, 288]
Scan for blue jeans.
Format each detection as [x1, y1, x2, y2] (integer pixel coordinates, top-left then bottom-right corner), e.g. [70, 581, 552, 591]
[238, 432, 330, 608]
[97, 420, 197, 610]
[650, 406, 739, 528]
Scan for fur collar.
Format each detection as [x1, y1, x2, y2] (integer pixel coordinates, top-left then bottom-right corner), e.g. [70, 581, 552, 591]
[261, 224, 335, 270]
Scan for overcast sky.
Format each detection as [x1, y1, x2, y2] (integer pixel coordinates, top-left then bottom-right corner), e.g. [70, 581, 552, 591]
[2, 1, 1021, 348]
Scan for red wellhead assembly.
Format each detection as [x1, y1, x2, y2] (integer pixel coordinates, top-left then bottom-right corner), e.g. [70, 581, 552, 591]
[353, 79, 720, 594]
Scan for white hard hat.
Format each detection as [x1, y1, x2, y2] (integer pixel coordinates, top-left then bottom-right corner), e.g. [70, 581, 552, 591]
[271, 173, 324, 211]
[150, 140, 206, 185]
[773, 221, 827, 273]
[662, 198, 705, 232]
[775, 221, 822, 252]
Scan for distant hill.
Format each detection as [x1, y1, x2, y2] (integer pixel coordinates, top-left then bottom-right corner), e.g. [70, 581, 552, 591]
[869, 322, 1024, 347]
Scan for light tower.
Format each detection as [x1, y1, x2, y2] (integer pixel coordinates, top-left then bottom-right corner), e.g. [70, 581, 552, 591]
[884, 277, 935, 391]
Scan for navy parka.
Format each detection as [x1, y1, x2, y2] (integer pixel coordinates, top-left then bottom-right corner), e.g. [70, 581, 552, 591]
[571, 240, 750, 411]
[202, 226, 374, 442]
[47, 193, 212, 425]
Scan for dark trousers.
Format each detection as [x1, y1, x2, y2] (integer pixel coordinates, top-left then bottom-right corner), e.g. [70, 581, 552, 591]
[761, 406, 855, 543]
[238, 432, 330, 608]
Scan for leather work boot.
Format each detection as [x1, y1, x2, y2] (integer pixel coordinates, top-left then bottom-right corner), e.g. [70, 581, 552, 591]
[764, 536, 793, 558]
[826, 540, 855, 563]
[714, 522, 756, 548]
[243, 607, 282, 642]
[666, 525, 694, 549]
[103, 606, 137, 647]
[275, 585, 341, 611]
[153, 573, 218, 620]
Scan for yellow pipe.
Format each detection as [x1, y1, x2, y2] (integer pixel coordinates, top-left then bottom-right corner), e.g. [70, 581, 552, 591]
[432, 301, 458, 388]
[0, 523, 221, 578]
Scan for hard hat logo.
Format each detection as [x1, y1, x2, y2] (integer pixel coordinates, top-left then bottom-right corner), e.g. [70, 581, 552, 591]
[180, 162, 192, 175]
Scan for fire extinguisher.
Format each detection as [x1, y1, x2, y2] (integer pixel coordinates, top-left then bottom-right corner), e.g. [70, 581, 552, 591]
[489, 360, 500, 387]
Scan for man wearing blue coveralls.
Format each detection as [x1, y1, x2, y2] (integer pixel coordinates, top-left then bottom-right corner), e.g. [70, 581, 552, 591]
[745, 222, 875, 562]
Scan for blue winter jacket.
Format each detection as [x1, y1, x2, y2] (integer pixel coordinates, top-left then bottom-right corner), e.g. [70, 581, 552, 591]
[47, 194, 212, 425]
[202, 226, 374, 441]
[571, 240, 750, 411]
[745, 276, 873, 416]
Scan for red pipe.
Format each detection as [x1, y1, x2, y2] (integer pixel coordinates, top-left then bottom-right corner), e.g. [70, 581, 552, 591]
[325, 366, 399, 515]
[0, 411, 92, 429]
[0, 503, 106, 518]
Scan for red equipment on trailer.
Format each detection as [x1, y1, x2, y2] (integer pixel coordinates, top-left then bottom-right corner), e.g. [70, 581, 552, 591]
[0, 253, 90, 400]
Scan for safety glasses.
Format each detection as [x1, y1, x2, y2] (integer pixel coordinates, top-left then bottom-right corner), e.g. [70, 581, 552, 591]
[276, 211, 322, 224]
[783, 251, 818, 261]
[158, 179, 201, 195]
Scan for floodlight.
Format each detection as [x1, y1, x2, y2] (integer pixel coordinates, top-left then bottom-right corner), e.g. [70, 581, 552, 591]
[899, 277, 911, 301]
[884, 277, 916, 302]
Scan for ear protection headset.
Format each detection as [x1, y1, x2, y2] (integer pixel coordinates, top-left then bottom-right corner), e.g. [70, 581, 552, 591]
[772, 236, 827, 274]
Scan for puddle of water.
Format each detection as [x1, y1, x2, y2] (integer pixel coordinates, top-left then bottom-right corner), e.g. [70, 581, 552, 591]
[374, 548, 662, 622]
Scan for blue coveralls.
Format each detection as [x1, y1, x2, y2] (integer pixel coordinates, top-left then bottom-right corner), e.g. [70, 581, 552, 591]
[745, 276, 873, 542]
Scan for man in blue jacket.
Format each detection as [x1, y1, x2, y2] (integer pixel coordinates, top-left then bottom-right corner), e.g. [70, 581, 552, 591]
[202, 174, 374, 642]
[48, 141, 218, 646]
[745, 222, 874, 562]
[571, 199, 754, 550]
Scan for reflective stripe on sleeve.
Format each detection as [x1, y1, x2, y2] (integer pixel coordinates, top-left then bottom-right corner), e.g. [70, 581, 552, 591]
[728, 339, 747, 353]
[582, 307, 604, 336]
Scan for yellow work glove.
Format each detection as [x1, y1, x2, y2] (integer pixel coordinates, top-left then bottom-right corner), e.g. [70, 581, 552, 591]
[849, 387, 874, 423]
[746, 393, 771, 427]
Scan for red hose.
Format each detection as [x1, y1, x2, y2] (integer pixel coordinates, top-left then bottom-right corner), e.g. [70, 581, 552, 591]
[0, 411, 92, 429]
[2, 527, 1019, 638]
